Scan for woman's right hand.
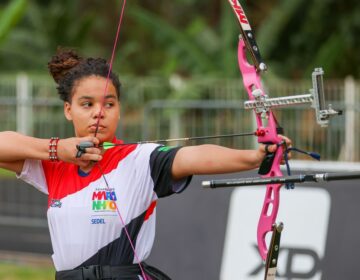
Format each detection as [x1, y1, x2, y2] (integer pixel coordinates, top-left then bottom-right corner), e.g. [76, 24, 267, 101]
[57, 137, 102, 168]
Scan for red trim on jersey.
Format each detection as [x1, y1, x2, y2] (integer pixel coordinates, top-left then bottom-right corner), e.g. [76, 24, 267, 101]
[144, 201, 157, 221]
[42, 139, 136, 207]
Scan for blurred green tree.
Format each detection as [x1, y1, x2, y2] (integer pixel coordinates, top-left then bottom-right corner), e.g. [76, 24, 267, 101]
[0, 0, 359, 78]
[256, 0, 360, 78]
[0, 0, 102, 71]
[0, 0, 26, 44]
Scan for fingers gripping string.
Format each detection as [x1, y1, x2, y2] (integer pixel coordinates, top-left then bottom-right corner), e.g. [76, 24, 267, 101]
[76, 142, 94, 158]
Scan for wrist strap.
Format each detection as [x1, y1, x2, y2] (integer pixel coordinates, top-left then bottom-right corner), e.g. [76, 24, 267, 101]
[49, 137, 60, 162]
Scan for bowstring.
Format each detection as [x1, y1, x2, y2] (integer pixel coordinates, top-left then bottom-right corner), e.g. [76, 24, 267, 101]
[93, 1, 148, 278]
[94, 0, 126, 138]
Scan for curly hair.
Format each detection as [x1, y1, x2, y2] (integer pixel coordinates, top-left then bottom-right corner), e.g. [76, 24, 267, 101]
[48, 48, 121, 102]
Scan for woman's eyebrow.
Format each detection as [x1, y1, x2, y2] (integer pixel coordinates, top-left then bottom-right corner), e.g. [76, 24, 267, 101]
[104, 94, 117, 99]
[78, 95, 93, 100]
[77, 94, 117, 101]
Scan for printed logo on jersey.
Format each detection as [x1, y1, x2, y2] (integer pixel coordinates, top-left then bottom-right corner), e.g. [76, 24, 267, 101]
[50, 199, 62, 208]
[91, 218, 106, 224]
[92, 188, 117, 212]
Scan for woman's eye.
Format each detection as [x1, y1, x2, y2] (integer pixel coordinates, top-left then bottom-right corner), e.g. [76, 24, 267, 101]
[105, 102, 114, 108]
[82, 102, 92, 107]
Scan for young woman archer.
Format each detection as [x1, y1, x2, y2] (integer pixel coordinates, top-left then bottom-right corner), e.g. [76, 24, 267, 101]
[0, 49, 291, 280]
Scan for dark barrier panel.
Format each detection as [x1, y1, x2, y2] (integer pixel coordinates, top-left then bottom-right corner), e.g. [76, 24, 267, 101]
[0, 178, 47, 223]
[149, 171, 360, 280]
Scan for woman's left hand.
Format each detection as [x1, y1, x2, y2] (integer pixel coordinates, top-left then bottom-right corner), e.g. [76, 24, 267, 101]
[256, 135, 292, 166]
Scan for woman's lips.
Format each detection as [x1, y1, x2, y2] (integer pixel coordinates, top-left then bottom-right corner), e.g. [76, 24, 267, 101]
[89, 124, 106, 132]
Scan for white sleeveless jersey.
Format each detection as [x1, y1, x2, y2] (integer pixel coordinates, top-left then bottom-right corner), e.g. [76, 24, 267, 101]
[17, 140, 191, 272]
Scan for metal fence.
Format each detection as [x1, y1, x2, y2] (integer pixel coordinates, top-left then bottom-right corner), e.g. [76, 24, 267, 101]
[0, 178, 47, 227]
[0, 73, 359, 226]
[0, 74, 359, 160]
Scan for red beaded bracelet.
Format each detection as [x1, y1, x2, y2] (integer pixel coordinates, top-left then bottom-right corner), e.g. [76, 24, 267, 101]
[49, 137, 60, 162]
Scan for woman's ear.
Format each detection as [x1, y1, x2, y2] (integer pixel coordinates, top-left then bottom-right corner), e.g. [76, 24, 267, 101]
[64, 102, 73, 121]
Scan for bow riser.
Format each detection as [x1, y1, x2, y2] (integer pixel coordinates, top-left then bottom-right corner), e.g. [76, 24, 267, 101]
[237, 40, 281, 143]
[238, 38, 284, 261]
[258, 184, 282, 261]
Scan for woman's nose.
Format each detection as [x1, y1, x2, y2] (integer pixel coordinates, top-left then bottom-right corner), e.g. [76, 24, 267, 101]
[92, 104, 105, 119]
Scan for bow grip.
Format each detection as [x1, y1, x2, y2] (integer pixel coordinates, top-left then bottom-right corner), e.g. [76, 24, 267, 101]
[258, 136, 285, 175]
[258, 145, 275, 175]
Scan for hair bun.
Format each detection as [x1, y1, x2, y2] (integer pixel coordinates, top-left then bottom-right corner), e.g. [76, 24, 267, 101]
[48, 48, 83, 84]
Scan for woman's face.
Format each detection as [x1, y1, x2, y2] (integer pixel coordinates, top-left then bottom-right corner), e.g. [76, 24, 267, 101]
[64, 75, 120, 142]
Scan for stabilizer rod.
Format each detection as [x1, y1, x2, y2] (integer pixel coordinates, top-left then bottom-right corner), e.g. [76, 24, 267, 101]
[202, 172, 360, 189]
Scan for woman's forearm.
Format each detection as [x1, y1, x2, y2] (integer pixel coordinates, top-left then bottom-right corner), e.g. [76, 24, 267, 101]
[0, 131, 48, 162]
[172, 144, 262, 179]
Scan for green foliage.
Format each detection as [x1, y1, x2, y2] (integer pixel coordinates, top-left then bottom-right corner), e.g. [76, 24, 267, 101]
[257, 0, 306, 59]
[0, 168, 15, 178]
[257, 0, 360, 78]
[0, 0, 101, 71]
[125, 5, 218, 75]
[0, 0, 359, 78]
[0, 0, 27, 44]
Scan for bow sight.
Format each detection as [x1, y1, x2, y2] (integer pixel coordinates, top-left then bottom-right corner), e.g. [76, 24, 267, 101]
[244, 67, 342, 127]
